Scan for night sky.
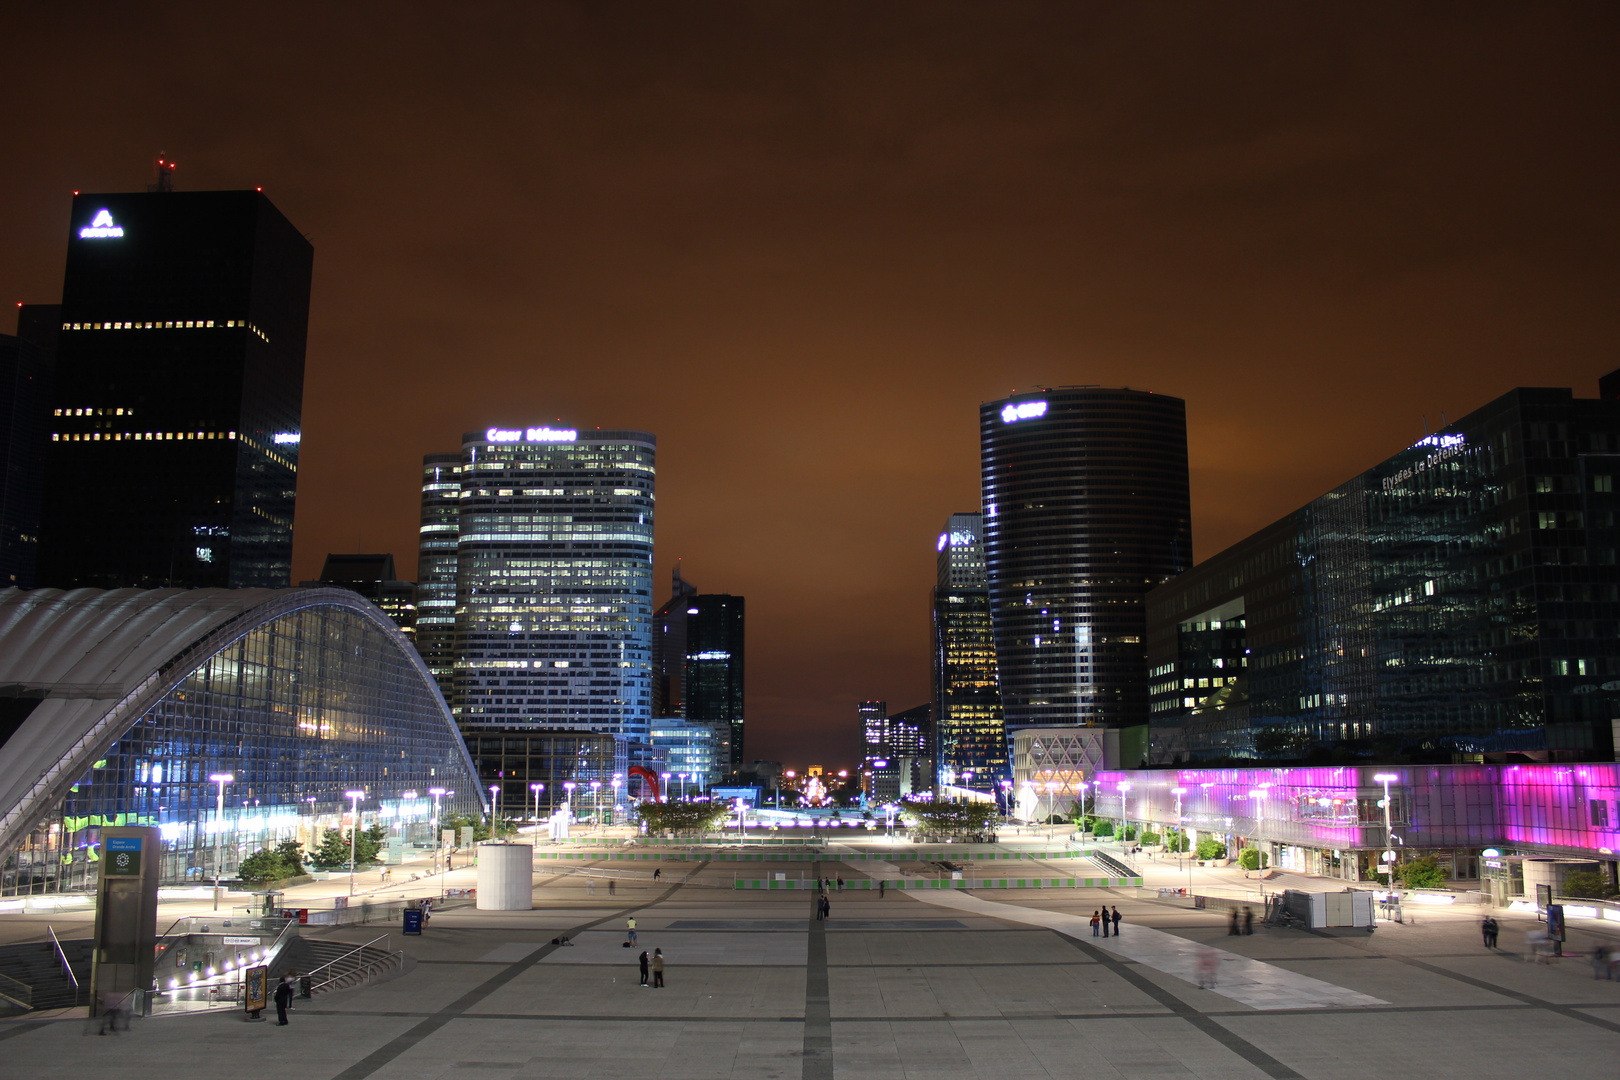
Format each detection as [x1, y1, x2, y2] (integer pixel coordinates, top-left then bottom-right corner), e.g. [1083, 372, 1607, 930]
[5, 5, 1618, 766]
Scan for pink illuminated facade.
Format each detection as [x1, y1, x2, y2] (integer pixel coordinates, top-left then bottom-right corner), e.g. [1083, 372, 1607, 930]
[1094, 763, 1620, 883]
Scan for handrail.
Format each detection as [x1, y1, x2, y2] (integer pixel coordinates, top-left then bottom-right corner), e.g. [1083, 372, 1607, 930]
[46, 925, 78, 989]
[302, 934, 392, 982]
[0, 969, 32, 1010]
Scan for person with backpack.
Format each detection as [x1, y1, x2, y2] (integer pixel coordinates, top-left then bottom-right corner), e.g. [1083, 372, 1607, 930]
[651, 948, 666, 988]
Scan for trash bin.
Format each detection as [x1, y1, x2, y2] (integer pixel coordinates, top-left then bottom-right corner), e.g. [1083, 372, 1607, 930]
[299, 976, 312, 999]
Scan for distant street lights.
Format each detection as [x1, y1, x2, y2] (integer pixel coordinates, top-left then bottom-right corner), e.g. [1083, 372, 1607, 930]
[676, 773, 688, 802]
[208, 772, 234, 911]
[660, 772, 672, 804]
[345, 790, 365, 897]
[1171, 786, 1189, 891]
[611, 776, 622, 825]
[590, 780, 601, 826]
[1117, 781, 1132, 842]
[530, 782, 544, 823]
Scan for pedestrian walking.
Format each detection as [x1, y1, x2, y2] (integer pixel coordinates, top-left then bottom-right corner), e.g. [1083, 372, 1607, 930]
[1592, 948, 1611, 980]
[653, 868, 662, 881]
[1090, 910, 1101, 937]
[837, 877, 844, 891]
[1111, 907, 1122, 935]
[1196, 946, 1219, 989]
[609, 879, 616, 896]
[652, 948, 665, 988]
[1229, 909, 1241, 935]
[274, 975, 294, 1025]
[1242, 907, 1253, 935]
[587, 879, 596, 896]
[1482, 916, 1498, 948]
[1101, 908, 1110, 937]
[1608, 947, 1620, 980]
[639, 950, 650, 986]
[821, 895, 831, 921]
[879, 881, 886, 898]
[627, 916, 637, 945]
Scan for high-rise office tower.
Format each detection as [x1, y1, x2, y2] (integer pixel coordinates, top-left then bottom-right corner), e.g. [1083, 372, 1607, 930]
[36, 190, 313, 589]
[449, 425, 655, 743]
[304, 553, 417, 641]
[860, 700, 887, 762]
[650, 567, 745, 770]
[651, 565, 699, 717]
[981, 388, 1191, 733]
[684, 592, 745, 770]
[932, 512, 1006, 791]
[416, 451, 462, 702]
[0, 306, 58, 588]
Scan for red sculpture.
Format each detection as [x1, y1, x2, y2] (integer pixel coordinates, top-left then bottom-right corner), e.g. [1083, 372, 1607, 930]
[627, 765, 662, 801]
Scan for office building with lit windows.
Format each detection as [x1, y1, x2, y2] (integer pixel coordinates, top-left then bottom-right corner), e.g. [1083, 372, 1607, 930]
[445, 425, 655, 746]
[932, 512, 1006, 792]
[34, 190, 313, 589]
[416, 451, 463, 701]
[650, 568, 745, 772]
[981, 388, 1192, 736]
[0, 306, 57, 588]
[303, 553, 417, 641]
[1147, 376, 1620, 766]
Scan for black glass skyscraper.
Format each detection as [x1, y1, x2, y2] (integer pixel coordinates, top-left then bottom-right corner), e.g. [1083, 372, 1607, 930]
[684, 593, 745, 770]
[0, 306, 58, 588]
[981, 388, 1192, 732]
[36, 191, 313, 589]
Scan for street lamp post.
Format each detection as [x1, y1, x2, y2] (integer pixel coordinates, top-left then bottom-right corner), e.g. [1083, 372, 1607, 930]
[1075, 781, 1090, 834]
[1248, 787, 1269, 871]
[428, 786, 446, 882]
[208, 772, 234, 911]
[1171, 787, 1189, 892]
[530, 782, 544, 824]
[1373, 772, 1400, 883]
[590, 781, 601, 827]
[345, 790, 365, 898]
[611, 776, 622, 826]
[999, 779, 1012, 827]
[660, 772, 671, 804]
[563, 781, 576, 821]
[1117, 781, 1132, 844]
[489, 783, 501, 839]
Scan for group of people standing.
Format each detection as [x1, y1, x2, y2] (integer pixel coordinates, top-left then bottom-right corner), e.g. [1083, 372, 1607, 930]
[1227, 907, 1254, 935]
[1089, 906, 1123, 936]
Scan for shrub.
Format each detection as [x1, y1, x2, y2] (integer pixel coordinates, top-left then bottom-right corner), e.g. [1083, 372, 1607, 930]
[1164, 833, 1189, 853]
[1092, 819, 1115, 837]
[1559, 869, 1616, 900]
[1122, 826, 1138, 842]
[1196, 838, 1226, 861]
[1138, 831, 1160, 846]
[1392, 854, 1446, 890]
[1238, 848, 1269, 871]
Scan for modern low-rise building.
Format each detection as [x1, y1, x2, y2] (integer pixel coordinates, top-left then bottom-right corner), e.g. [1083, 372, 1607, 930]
[1094, 763, 1620, 894]
[0, 587, 483, 896]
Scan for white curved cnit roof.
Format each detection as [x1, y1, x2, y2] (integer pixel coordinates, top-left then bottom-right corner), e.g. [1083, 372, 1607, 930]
[0, 586, 478, 861]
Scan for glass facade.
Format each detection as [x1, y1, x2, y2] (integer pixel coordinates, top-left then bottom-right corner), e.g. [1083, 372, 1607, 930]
[1, 591, 481, 896]
[981, 388, 1193, 733]
[932, 512, 1006, 791]
[416, 452, 462, 702]
[684, 593, 745, 770]
[1095, 763, 1620, 881]
[1148, 383, 1620, 763]
[0, 306, 57, 590]
[37, 192, 312, 590]
[450, 429, 655, 743]
[460, 729, 616, 820]
[650, 720, 720, 790]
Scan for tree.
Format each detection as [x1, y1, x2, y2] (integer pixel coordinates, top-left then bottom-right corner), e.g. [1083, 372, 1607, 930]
[1238, 848, 1269, 871]
[307, 827, 385, 870]
[1122, 825, 1138, 842]
[905, 800, 999, 841]
[1196, 838, 1227, 861]
[1139, 831, 1160, 846]
[237, 840, 306, 884]
[1164, 832, 1189, 853]
[1392, 854, 1446, 890]
[1092, 819, 1115, 837]
[632, 800, 732, 836]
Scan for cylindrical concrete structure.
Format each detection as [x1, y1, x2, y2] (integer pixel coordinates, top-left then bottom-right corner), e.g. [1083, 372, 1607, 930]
[475, 843, 533, 909]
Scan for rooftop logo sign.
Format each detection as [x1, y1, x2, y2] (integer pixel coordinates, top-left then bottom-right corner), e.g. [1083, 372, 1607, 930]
[79, 209, 124, 238]
[1000, 400, 1047, 423]
[485, 426, 578, 444]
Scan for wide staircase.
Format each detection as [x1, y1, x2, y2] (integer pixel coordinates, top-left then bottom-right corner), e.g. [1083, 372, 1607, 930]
[0, 938, 93, 1013]
[275, 935, 404, 996]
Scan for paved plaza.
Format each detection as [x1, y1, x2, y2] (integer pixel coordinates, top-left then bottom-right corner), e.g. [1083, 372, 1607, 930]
[4, 847, 1620, 1079]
